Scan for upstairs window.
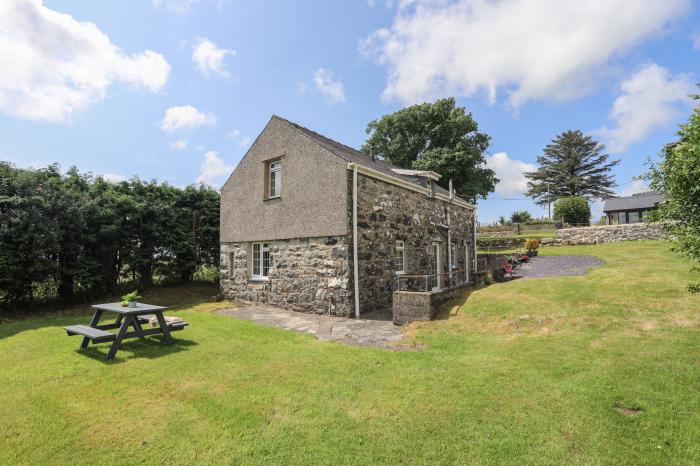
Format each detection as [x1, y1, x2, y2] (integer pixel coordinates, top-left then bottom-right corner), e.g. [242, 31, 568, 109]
[265, 159, 282, 199]
[395, 240, 406, 274]
[251, 242, 270, 279]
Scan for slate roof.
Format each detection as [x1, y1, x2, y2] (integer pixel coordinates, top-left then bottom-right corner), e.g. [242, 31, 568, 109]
[603, 191, 665, 212]
[274, 115, 464, 202]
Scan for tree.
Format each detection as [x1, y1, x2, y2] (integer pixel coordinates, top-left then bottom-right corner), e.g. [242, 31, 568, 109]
[553, 196, 591, 226]
[510, 210, 532, 223]
[361, 98, 496, 201]
[526, 130, 619, 206]
[648, 92, 700, 291]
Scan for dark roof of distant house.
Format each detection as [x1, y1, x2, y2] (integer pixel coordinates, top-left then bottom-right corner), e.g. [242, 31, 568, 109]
[273, 115, 466, 203]
[603, 191, 665, 212]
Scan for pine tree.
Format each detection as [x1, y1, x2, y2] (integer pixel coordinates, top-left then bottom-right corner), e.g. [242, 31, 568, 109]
[526, 130, 619, 205]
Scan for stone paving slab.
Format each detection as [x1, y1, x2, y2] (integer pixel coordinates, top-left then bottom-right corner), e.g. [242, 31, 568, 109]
[217, 305, 406, 349]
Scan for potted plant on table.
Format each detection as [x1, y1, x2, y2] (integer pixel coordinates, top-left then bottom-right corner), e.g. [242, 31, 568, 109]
[525, 238, 540, 257]
[121, 291, 141, 308]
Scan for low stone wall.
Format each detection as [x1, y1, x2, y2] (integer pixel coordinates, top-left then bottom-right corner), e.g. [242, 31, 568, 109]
[392, 283, 470, 325]
[476, 228, 518, 238]
[478, 254, 511, 281]
[555, 223, 666, 245]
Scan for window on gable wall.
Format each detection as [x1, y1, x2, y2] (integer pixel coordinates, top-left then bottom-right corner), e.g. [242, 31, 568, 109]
[251, 242, 270, 279]
[265, 159, 281, 199]
[395, 240, 406, 274]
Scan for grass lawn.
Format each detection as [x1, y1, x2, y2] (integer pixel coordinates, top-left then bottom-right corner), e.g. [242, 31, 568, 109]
[1, 241, 699, 465]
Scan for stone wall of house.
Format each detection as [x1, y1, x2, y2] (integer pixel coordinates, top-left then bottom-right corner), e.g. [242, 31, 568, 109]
[220, 236, 352, 316]
[353, 173, 475, 314]
[555, 222, 666, 245]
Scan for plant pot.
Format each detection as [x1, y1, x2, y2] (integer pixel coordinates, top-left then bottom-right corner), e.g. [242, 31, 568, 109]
[128, 301, 137, 308]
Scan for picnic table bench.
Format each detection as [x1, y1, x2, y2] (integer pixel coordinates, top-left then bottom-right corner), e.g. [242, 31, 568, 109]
[65, 302, 188, 360]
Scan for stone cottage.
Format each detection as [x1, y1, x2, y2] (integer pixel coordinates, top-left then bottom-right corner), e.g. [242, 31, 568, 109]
[220, 115, 477, 317]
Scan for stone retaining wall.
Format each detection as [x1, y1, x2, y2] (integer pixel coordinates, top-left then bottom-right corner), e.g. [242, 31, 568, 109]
[220, 236, 352, 316]
[555, 222, 666, 245]
[392, 283, 471, 325]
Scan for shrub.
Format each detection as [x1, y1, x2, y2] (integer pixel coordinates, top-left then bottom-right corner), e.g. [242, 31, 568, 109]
[525, 238, 540, 250]
[554, 196, 591, 226]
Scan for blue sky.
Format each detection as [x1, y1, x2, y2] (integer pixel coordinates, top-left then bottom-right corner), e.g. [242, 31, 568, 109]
[2, 0, 699, 223]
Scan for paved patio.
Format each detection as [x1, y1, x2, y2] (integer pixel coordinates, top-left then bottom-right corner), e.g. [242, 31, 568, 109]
[217, 305, 407, 349]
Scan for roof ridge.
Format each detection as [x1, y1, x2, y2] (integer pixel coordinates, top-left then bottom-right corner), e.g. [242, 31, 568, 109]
[271, 115, 469, 205]
[273, 114, 373, 160]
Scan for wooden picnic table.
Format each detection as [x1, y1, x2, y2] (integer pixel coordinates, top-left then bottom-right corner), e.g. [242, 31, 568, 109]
[64, 302, 187, 360]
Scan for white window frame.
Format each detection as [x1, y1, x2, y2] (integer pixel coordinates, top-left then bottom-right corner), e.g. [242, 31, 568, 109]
[395, 240, 406, 274]
[251, 242, 270, 280]
[268, 160, 281, 199]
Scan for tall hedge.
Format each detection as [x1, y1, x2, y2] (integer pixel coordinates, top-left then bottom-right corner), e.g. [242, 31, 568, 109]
[0, 162, 220, 305]
[553, 196, 591, 226]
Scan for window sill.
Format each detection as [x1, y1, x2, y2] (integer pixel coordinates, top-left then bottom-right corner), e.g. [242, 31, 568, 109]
[248, 277, 270, 283]
[395, 271, 406, 276]
[264, 195, 281, 202]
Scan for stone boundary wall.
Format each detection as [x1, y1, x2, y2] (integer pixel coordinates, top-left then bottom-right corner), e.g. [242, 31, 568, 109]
[476, 229, 518, 238]
[392, 283, 471, 325]
[555, 222, 666, 245]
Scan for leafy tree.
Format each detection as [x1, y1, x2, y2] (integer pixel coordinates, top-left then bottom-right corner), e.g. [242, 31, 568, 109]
[553, 196, 591, 226]
[526, 130, 619, 205]
[510, 210, 533, 223]
[648, 93, 700, 291]
[361, 98, 496, 201]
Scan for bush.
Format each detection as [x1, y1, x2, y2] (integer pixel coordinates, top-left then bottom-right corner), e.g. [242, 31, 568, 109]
[554, 196, 591, 226]
[525, 238, 540, 250]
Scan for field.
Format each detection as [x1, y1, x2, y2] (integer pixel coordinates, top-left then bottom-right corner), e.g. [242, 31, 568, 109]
[1, 241, 699, 464]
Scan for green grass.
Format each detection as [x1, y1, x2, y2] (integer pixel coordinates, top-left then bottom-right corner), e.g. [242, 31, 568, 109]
[1, 241, 699, 465]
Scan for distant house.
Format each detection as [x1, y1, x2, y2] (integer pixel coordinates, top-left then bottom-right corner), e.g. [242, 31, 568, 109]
[603, 191, 665, 225]
[219, 115, 477, 317]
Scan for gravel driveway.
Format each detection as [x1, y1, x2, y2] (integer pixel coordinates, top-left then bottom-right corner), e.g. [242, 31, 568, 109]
[513, 255, 603, 279]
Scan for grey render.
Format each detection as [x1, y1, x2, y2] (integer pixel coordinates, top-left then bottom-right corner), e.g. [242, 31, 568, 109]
[603, 191, 665, 225]
[219, 115, 476, 316]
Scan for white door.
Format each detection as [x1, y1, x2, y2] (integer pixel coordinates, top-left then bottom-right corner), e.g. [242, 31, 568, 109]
[430, 242, 441, 291]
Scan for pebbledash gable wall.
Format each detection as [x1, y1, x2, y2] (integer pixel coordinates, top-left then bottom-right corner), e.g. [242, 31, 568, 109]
[220, 236, 353, 316]
[353, 173, 475, 313]
[555, 222, 666, 245]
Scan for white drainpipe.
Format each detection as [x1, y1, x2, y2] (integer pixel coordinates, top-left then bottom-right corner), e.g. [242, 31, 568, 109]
[352, 164, 360, 318]
[447, 179, 453, 286]
[473, 207, 478, 280]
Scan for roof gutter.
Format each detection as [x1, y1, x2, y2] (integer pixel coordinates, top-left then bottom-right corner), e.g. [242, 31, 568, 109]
[346, 163, 475, 210]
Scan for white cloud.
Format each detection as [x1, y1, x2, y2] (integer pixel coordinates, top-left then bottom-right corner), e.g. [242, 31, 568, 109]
[153, 0, 201, 15]
[484, 152, 536, 196]
[693, 34, 700, 50]
[619, 179, 650, 197]
[102, 173, 127, 183]
[170, 139, 188, 150]
[595, 64, 694, 153]
[238, 136, 252, 148]
[313, 68, 346, 104]
[0, 0, 171, 123]
[197, 151, 233, 186]
[228, 129, 240, 138]
[191, 38, 235, 77]
[361, 0, 689, 106]
[160, 105, 215, 133]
